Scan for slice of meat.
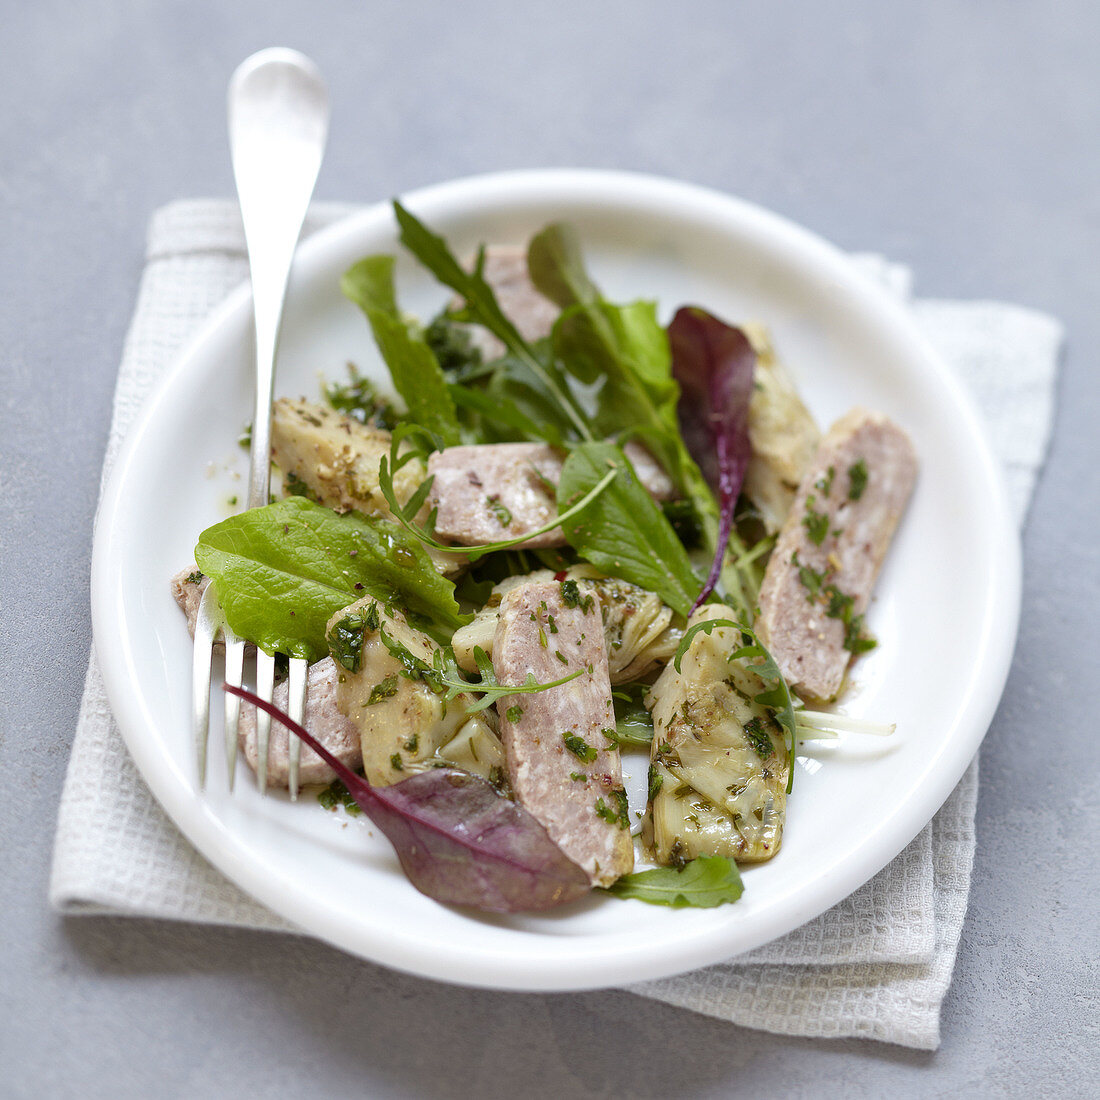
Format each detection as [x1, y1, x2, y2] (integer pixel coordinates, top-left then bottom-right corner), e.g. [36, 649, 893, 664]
[452, 565, 680, 684]
[171, 567, 209, 637]
[493, 578, 633, 886]
[237, 657, 362, 787]
[427, 441, 674, 549]
[757, 407, 918, 700]
[428, 443, 565, 549]
[463, 246, 561, 361]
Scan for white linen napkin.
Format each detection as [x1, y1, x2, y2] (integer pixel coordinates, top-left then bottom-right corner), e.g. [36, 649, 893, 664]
[50, 200, 1062, 1051]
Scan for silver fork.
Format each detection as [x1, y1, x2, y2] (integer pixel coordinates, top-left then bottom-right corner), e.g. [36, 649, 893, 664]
[193, 48, 329, 798]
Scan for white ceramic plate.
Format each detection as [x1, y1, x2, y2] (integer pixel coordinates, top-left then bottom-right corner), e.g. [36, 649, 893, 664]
[92, 169, 1020, 990]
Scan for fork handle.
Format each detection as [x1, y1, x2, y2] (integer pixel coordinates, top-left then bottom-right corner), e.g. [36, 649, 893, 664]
[228, 49, 329, 510]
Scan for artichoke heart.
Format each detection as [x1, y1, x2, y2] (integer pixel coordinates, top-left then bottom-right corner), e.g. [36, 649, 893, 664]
[647, 605, 789, 864]
[327, 597, 502, 787]
[452, 565, 681, 684]
[272, 397, 461, 575]
[740, 324, 820, 533]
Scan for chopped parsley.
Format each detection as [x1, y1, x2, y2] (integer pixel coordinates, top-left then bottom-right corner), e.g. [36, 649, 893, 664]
[595, 788, 630, 829]
[505, 704, 524, 722]
[791, 550, 828, 601]
[327, 610, 374, 672]
[186, 570, 204, 585]
[554, 650, 569, 665]
[364, 601, 381, 631]
[569, 772, 587, 783]
[317, 777, 363, 815]
[282, 470, 316, 502]
[324, 364, 403, 430]
[403, 733, 419, 752]
[378, 628, 443, 692]
[423, 313, 483, 376]
[559, 579, 595, 614]
[848, 458, 869, 500]
[485, 494, 512, 527]
[389, 753, 404, 771]
[801, 496, 830, 546]
[822, 583, 877, 654]
[648, 764, 664, 801]
[562, 732, 597, 763]
[844, 619, 877, 654]
[815, 465, 835, 497]
[366, 674, 399, 706]
[743, 716, 773, 760]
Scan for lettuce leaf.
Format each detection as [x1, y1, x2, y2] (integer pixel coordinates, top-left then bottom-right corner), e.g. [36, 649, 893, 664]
[601, 856, 743, 908]
[341, 254, 462, 447]
[194, 497, 467, 661]
[557, 442, 699, 617]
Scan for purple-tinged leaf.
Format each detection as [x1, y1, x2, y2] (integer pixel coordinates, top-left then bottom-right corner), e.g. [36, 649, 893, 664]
[224, 685, 591, 912]
[668, 308, 756, 612]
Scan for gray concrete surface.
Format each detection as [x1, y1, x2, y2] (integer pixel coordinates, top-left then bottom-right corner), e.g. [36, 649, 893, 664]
[2, 1, 1097, 1096]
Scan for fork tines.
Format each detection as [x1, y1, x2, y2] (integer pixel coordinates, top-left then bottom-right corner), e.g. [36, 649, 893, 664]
[193, 582, 308, 798]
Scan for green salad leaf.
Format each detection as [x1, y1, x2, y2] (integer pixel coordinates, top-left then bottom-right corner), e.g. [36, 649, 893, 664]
[393, 201, 593, 443]
[531, 226, 682, 451]
[557, 442, 699, 617]
[601, 856, 744, 908]
[448, 381, 564, 446]
[194, 497, 467, 662]
[525, 219, 601, 312]
[341, 254, 462, 447]
[529, 224, 757, 619]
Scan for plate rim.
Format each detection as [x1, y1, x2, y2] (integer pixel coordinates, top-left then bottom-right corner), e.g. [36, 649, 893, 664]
[91, 167, 1021, 990]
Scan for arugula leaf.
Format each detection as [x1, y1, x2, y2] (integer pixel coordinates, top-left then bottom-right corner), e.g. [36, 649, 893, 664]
[194, 497, 466, 662]
[393, 201, 593, 442]
[483, 357, 582, 445]
[601, 856, 743, 908]
[526, 222, 601, 311]
[673, 617, 797, 792]
[375, 629, 583, 715]
[557, 442, 699, 617]
[529, 224, 694, 489]
[341, 255, 462, 447]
